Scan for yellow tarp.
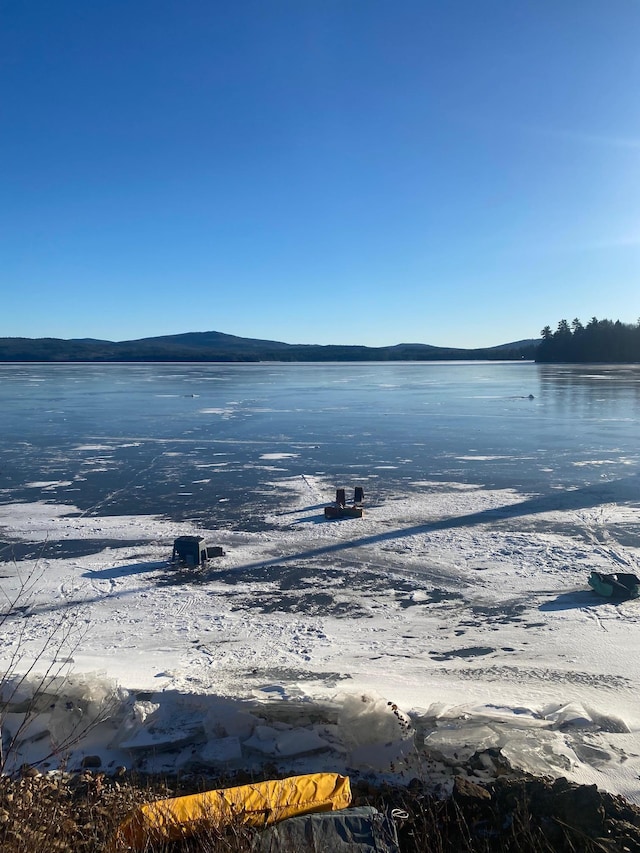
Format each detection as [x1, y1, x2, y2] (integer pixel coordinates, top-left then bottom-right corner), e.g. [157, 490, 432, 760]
[116, 772, 352, 850]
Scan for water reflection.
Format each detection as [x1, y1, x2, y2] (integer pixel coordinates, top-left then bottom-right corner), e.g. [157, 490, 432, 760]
[537, 364, 640, 419]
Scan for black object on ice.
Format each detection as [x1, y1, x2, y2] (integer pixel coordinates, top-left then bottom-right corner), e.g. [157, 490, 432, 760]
[324, 486, 364, 519]
[172, 536, 224, 566]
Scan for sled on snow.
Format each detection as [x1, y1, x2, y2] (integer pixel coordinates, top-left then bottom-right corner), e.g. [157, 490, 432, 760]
[588, 571, 640, 600]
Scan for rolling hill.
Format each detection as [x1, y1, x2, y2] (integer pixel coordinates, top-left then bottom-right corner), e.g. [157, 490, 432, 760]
[0, 331, 540, 362]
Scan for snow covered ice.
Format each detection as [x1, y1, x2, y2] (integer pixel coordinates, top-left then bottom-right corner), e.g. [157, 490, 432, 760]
[2, 475, 640, 801]
[1, 361, 639, 801]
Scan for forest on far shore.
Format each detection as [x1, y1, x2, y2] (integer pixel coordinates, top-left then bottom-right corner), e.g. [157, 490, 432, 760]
[536, 317, 640, 363]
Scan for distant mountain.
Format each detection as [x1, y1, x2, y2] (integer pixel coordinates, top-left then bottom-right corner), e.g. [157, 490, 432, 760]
[0, 332, 540, 362]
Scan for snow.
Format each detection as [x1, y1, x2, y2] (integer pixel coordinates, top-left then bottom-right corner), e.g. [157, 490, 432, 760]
[260, 453, 300, 460]
[1, 476, 640, 801]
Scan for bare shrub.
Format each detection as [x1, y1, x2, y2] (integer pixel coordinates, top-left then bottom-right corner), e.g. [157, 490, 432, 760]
[0, 557, 120, 773]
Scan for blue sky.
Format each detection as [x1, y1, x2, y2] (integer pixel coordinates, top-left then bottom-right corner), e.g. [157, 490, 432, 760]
[2, 1, 639, 347]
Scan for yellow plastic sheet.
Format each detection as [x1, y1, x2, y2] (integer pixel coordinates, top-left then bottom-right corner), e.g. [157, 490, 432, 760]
[117, 772, 352, 850]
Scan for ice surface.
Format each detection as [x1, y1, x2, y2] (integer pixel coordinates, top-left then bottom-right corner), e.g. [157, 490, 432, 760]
[1, 475, 640, 799]
[1, 362, 639, 800]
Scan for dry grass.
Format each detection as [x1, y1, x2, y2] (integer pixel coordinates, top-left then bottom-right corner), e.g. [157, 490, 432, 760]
[0, 769, 638, 853]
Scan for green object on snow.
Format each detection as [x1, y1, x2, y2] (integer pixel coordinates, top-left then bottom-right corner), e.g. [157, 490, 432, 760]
[588, 571, 640, 599]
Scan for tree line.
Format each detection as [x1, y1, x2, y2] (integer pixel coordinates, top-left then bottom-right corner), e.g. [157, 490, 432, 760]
[536, 317, 640, 363]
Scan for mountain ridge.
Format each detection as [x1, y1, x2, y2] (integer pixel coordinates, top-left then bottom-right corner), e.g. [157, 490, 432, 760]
[0, 331, 540, 362]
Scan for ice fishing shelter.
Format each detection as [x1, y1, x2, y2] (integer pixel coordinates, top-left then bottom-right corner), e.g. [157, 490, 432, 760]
[172, 535, 223, 566]
[172, 536, 207, 566]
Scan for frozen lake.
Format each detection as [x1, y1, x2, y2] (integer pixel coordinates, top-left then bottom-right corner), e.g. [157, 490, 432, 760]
[1, 362, 640, 799]
[1, 360, 639, 531]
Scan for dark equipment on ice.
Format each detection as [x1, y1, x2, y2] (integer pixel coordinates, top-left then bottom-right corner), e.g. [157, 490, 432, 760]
[324, 487, 364, 519]
[588, 571, 640, 600]
[172, 536, 224, 567]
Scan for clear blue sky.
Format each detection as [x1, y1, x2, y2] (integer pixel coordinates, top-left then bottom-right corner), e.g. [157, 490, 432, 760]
[2, 1, 639, 347]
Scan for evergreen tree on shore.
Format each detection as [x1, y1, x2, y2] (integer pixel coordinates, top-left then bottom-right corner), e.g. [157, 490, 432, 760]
[536, 317, 640, 363]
